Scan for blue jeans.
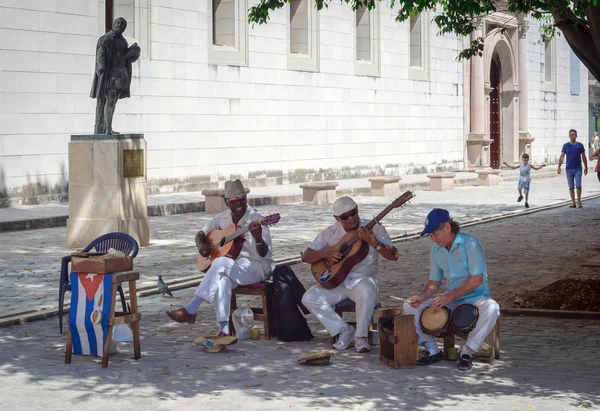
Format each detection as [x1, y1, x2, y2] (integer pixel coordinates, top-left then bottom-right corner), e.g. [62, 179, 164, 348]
[566, 168, 582, 190]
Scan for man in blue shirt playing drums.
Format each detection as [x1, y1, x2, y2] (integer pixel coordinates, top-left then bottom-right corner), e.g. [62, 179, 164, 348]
[403, 209, 500, 371]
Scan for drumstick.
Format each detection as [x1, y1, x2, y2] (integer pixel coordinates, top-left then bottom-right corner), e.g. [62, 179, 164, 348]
[390, 296, 411, 304]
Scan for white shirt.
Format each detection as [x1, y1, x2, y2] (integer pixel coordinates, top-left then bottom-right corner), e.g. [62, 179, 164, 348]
[308, 218, 394, 289]
[201, 206, 275, 273]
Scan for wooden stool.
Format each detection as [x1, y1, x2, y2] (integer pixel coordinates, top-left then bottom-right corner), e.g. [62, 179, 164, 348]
[378, 308, 418, 369]
[330, 299, 382, 343]
[229, 282, 274, 339]
[443, 319, 500, 364]
[65, 271, 142, 368]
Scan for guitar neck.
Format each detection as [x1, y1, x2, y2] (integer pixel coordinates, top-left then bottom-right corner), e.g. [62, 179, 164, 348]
[364, 203, 395, 230]
[223, 225, 251, 245]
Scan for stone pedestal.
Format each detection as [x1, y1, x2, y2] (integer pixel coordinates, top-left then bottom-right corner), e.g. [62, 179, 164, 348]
[466, 136, 493, 170]
[299, 181, 339, 204]
[519, 133, 535, 157]
[201, 189, 227, 214]
[426, 173, 456, 191]
[475, 169, 502, 186]
[368, 176, 402, 196]
[67, 134, 149, 248]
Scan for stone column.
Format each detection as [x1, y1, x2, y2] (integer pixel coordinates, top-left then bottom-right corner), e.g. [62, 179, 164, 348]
[470, 25, 486, 139]
[466, 21, 493, 170]
[518, 16, 535, 156]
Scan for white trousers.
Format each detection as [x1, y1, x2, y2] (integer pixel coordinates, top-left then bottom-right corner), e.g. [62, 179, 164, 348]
[402, 297, 500, 353]
[194, 256, 269, 322]
[301, 278, 377, 337]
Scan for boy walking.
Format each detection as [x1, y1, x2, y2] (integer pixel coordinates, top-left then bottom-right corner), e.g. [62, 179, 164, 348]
[503, 154, 546, 209]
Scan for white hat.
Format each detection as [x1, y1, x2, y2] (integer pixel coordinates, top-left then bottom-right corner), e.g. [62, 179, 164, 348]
[332, 196, 357, 216]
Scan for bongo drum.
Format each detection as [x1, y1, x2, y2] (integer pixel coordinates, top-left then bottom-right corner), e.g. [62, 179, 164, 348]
[420, 306, 452, 337]
[451, 304, 479, 334]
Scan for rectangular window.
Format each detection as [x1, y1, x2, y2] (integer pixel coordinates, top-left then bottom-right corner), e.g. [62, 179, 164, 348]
[114, 0, 135, 35]
[542, 38, 556, 92]
[356, 7, 370, 61]
[287, 0, 319, 72]
[409, 15, 422, 67]
[208, 0, 248, 66]
[213, 0, 235, 47]
[570, 49, 581, 95]
[544, 40, 552, 82]
[354, 6, 380, 77]
[99, 0, 148, 57]
[408, 12, 429, 81]
[290, 0, 308, 54]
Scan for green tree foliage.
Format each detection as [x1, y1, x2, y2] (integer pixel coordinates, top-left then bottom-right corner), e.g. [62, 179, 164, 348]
[248, 1, 600, 80]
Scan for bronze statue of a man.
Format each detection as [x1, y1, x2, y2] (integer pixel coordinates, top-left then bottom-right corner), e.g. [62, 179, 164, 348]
[90, 17, 141, 134]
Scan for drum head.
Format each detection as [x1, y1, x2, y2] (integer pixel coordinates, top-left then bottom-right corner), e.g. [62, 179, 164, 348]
[451, 304, 479, 330]
[421, 307, 449, 333]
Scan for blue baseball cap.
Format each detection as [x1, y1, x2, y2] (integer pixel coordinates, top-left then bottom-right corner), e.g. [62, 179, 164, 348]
[420, 208, 451, 236]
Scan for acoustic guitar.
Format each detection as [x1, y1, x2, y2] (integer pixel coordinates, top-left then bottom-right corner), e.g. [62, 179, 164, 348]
[310, 191, 415, 289]
[196, 213, 281, 272]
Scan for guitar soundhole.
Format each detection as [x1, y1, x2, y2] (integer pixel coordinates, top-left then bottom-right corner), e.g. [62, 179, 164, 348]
[338, 243, 351, 260]
[219, 238, 226, 247]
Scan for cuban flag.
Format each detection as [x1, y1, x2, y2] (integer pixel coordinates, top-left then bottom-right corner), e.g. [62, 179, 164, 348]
[68, 272, 113, 356]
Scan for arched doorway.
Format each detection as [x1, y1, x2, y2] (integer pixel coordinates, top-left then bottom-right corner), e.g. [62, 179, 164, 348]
[489, 57, 501, 169]
[482, 27, 519, 168]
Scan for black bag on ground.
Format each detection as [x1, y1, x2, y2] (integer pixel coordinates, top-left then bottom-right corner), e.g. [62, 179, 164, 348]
[272, 264, 314, 342]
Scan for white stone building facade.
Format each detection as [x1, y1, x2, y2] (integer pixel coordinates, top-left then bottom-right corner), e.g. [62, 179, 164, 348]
[0, 0, 589, 203]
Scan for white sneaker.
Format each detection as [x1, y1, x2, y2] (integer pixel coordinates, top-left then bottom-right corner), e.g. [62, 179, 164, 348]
[355, 337, 371, 353]
[332, 325, 355, 351]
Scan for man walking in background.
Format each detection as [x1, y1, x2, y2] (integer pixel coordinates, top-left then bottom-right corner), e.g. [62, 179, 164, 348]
[558, 129, 588, 208]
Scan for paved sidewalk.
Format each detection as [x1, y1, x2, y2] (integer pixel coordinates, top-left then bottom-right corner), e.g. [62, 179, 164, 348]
[0, 174, 600, 409]
[0, 172, 599, 316]
[0, 169, 549, 225]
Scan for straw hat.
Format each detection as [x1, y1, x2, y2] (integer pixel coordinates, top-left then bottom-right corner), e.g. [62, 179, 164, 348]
[223, 179, 250, 198]
[297, 349, 337, 365]
[194, 335, 238, 353]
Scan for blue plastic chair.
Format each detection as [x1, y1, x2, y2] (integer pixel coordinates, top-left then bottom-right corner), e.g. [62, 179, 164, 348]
[58, 232, 139, 334]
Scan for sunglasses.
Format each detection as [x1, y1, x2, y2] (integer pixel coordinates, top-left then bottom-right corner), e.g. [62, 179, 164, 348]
[228, 195, 247, 203]
[338, 208, 358, 220]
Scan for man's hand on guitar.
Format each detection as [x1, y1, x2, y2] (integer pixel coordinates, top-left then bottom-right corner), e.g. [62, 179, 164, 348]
[248, 221, 263, 241]
[325, 248, 343, 265]
[198, 242, 212, 258]
[357, 227, 379, 248]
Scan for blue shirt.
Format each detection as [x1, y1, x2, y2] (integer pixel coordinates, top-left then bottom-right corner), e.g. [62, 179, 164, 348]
[429, 232, 491, 304]
[561, 142, 585, 171]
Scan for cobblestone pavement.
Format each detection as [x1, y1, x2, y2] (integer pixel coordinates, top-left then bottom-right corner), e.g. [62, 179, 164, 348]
[0, 173, 599, 315]
[0, 293, 599, 410]
[1, 175, 600, 409]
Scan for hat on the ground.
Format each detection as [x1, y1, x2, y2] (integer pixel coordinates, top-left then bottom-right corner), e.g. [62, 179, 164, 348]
[420, 208, 451, 236]
[194, 335, 238, 353]
[223, 179, 250, 198]
[297, 350, 337, 365]
[332, 196, 357, 216]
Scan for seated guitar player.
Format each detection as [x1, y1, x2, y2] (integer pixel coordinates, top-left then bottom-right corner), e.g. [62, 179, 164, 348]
[166, 179, 275, 336]
[301, 197, 399, 353]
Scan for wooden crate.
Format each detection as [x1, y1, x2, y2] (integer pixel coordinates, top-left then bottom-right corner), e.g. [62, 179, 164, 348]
[378, 308, 418, 369]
